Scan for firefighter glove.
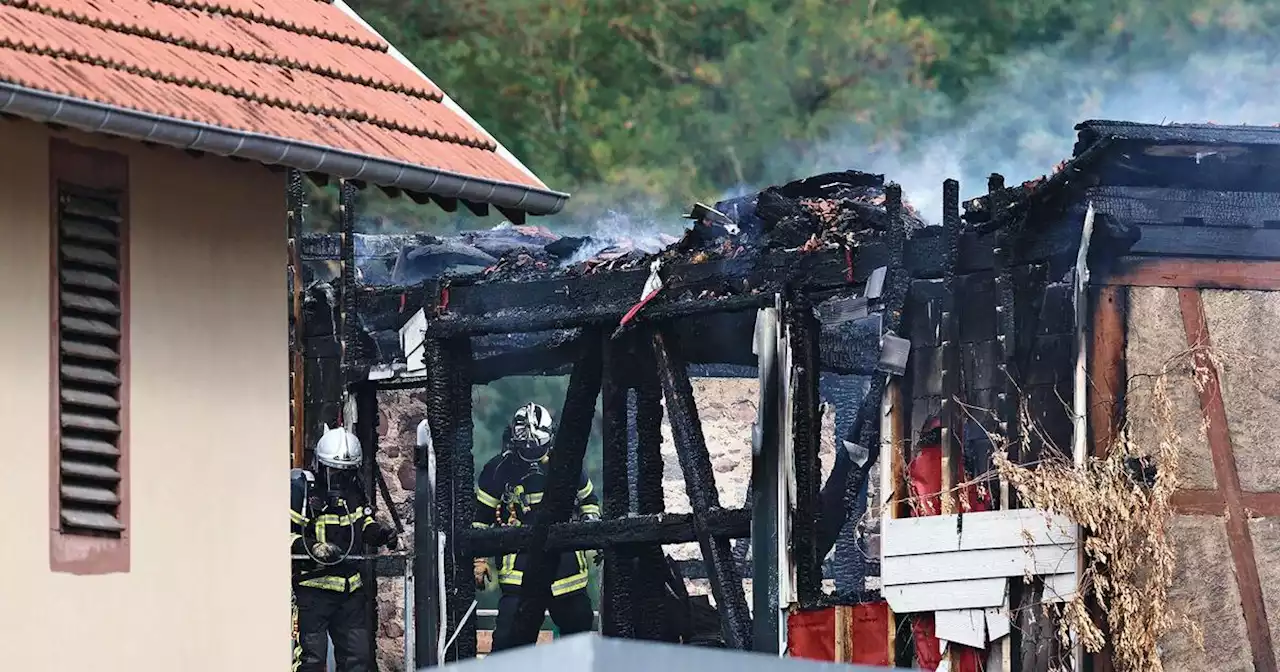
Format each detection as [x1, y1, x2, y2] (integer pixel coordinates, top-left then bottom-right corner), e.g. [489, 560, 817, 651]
[474, 558, 491, 589]
[311, 542, 341, 561]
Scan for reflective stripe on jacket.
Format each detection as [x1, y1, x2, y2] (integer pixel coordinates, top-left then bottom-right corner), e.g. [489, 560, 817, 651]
[474, 452, 599, 594]
[291, 469, 375, 593]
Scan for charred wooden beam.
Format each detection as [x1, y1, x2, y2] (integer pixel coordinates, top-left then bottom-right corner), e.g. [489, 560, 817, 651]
[788, 296, 823, 607]
[421, 337, 476, 662]
[470, 334, 583, 384]
[600, 333, 635, 638]
[339, 180, 360, 372]
[631, 360, 669, 641]
[417, 248, 863, 337]
[940, 179, 962, 513]
[466, 509, 752, 556]
[990, 173, 1021, 492]
[652, 329, 752, 650]
[507, 334, 604, 646]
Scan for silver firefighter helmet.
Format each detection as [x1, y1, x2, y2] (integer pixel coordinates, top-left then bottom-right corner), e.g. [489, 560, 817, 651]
[509, 402, 554, 462]
[315, 424, 362, 470]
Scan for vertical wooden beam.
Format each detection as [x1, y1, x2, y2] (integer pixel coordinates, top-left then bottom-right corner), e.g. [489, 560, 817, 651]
[450, 337, 477, 660]
[631, 359, 668, 641]
[1178, 290, 1276, 672]
[878, 378, 904, 666]
[601, 333, 635, 638]
[989, 173, 1018, 672]
[287, 169, 306, 469]
[353, 384, 380, 665]
[1088, 285, 1127, 459]
[338, 179, 359, 381]
[652, 328, 753, 650]
[421, 338, 455, 664]
[423, 337, 476, 662]
[1087, 284, 1125, 672]
[939, 179, 961, 515]
[789, 296, 823, 607]
[508, 333, 604, 646]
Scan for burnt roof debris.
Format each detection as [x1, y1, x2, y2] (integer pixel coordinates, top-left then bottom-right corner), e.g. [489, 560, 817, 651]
[320, 170, 926, 288]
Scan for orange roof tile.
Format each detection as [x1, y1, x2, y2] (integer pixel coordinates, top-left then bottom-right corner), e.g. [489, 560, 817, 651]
[0, 0, 566, 214]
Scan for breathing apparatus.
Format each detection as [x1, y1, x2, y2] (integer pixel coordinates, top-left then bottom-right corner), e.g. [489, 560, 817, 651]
[299, 424, 366, 567]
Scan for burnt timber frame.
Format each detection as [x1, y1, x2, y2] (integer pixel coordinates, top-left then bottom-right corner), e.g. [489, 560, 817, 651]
[297, 173, 930, 663]
[387, 190, 915, 660]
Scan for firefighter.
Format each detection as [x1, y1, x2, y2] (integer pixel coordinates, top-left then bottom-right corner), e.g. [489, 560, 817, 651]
[291, 424, 398, 672]
[474, 402, 602, 652]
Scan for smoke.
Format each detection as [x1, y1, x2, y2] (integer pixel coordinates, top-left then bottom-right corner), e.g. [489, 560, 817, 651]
[558, 208, 684, 266]
[788, 46, 1280, 223]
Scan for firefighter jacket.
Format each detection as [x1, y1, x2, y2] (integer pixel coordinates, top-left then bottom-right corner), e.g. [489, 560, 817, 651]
[290, 468, 378, 593]
[474, 451, 601, 596]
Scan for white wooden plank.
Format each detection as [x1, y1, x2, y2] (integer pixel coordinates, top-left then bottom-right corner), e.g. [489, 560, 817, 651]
[882, 578, 1007, 613]
[882, 544, 1077, 586]
[936, 609, 986, 649]
[882, 509, 1077, 557]
[1043, 572, 1079, 603]
[400, 308, 427, 373]
[985, 607, 1011, 641]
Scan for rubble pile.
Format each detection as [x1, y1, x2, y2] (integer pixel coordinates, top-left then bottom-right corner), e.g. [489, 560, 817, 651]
[385, 170, 925, 286]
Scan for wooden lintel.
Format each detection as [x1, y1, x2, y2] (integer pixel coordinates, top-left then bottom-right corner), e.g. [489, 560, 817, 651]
[1103, 257, 1280, 290]
[1179, 289, 1277, 672]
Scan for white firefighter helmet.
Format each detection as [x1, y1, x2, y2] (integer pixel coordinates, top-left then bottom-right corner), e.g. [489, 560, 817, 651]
[509, 402, 554, 462]
[315, 424, 362, 470]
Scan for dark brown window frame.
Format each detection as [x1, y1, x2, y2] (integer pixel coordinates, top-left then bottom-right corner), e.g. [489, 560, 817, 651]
[49, 138, 131, 574]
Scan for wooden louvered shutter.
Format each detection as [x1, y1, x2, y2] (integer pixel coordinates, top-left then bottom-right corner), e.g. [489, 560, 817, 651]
[55, 184, 126, 536]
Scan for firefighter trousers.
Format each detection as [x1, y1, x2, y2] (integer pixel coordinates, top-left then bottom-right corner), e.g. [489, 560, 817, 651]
[491, 588, 595, 652]
[296, 586, 373, 672]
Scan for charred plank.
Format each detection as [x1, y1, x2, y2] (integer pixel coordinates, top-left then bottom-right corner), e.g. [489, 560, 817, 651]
[652, 328, 752, 650]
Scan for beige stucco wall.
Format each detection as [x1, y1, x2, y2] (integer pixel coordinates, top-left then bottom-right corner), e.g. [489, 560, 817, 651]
[0, 120, 289, 670]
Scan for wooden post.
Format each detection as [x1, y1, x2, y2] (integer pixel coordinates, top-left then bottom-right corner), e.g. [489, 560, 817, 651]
[600, 333, 635, 638]
[879, 377, 903, 666]
[939, 179, 961, 516]
[287, 169, 306, 468]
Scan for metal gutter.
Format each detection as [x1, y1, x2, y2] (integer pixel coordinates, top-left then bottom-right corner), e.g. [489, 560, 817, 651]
[331, 0, 549, 190]
[0, 82, 570, 216]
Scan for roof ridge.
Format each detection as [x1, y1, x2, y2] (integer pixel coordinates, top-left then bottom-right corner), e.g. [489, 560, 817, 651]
[3, 0, 441, 102]
[149, 0, 386, 52]
[0, 39, 497, 150]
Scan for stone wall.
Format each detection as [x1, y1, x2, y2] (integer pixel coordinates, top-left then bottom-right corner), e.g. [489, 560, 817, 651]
[373, 390, 423, 671]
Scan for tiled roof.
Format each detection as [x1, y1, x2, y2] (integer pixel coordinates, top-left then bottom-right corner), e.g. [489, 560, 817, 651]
[0, 0, 565, 213]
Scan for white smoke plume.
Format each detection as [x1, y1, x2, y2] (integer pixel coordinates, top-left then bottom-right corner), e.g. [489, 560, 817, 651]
[790, 46, 1280, 223]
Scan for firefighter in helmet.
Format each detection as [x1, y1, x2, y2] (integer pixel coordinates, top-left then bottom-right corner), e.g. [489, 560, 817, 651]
[290, 424, 398, 672]
[474, 403, 601, 651]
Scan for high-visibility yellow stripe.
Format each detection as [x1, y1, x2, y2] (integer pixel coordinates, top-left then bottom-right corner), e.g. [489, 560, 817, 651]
[526, 492, 544, 504]
[577, 481, 594, 499]
[298, 573, 363, 592]
[552, 572, 589, 596]
[290, 509, 308, 525]
[472, 521, 490, 529]
[578, 504, 601, 516]
[476, 488, 501, 508]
